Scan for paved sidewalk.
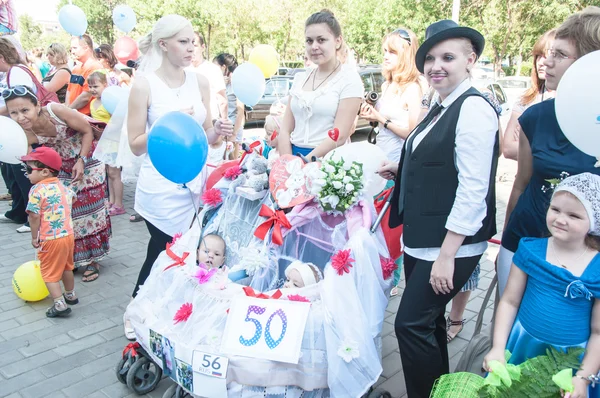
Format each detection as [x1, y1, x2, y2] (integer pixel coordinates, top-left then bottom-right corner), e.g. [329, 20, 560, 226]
[0, 154, 516, 398]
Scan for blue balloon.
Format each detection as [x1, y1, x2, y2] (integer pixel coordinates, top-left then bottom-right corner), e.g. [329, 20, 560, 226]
[148, 112, 208, 184]
[100, 86, 124, 115]
[112, 5, 137, 34]
[58, 5, 88, 37]
[232, 63, 266, 106]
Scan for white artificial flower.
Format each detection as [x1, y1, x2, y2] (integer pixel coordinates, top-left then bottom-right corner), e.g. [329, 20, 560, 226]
[342, 176, 352, 183]
[240, 245, 270, 276]
[343, 161, 352, 171]
[328, 195, 340, 208]
[337, 339, 360, 363]
[345, 184, 354, 192]
[332, 181, 343, 189]
[324, 163, 335, 173]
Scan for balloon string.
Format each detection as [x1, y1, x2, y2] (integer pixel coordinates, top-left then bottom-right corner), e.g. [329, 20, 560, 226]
[186, 186, 204, 234]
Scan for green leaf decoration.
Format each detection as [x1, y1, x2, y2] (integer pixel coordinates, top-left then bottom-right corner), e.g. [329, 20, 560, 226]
[504, 350, 512, 362]
[552, 369, 574, 393]
[506, 364, 521, 382]
[485, 361, 512, 388]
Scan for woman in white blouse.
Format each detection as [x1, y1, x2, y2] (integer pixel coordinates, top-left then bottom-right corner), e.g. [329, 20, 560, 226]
[360, 28, 427, 163]
[378, 20, 499, 397]
[277, 10, 363, 159]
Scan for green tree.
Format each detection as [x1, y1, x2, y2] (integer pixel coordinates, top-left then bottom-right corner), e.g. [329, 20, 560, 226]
[18, 14, 43, 51]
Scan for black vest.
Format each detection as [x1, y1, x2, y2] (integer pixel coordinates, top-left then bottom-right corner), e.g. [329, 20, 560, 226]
[389, 88, 499, 248]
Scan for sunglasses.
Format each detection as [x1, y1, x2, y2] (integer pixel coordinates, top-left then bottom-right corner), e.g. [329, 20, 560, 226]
[22, 165, 46, 174]
[1, 85, 36, 100]
[393, 28, 412, 45]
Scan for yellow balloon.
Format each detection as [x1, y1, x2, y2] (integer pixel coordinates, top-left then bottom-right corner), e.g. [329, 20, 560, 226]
[249, 44, 279, 78]
[12, 260, 49, 302]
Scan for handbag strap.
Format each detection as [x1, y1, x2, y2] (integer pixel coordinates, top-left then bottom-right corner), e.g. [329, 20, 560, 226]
[473, 273, 498, 336]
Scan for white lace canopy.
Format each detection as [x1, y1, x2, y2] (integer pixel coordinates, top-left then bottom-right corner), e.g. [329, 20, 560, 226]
[554, 172, 600, 236]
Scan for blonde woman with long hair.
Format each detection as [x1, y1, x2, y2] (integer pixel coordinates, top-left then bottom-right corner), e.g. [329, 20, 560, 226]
[360, 28, 427, 162]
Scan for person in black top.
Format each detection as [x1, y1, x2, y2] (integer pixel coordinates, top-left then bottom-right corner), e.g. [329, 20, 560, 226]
[378, 20, 499, 397]
[42, 43, 71, 103]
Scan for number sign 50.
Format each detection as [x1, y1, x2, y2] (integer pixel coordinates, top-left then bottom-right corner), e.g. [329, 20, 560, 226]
[239, 305, 288, 349]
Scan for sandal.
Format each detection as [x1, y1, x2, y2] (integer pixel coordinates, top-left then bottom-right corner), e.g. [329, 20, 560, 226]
[109, 205, 126, 216]
[46, 305, 72, 318]
[446, 317, 465, 343]
[129, 213, 143, 222]
[0, 193, 11, 201]
[390, 286, 400, 297]
[124, 315, 136, 340]
[82, 264, 100, 282]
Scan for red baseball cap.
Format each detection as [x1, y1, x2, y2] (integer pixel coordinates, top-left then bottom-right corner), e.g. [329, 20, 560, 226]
[20, 147, 62, 171]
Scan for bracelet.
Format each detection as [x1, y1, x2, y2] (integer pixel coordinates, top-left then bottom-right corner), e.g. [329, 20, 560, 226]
[384, 119, 391, 129]
[577, 371, 600, 387]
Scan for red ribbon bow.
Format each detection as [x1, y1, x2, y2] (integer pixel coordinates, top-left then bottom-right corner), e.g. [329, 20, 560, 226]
[123, 342, 140, 359]
[164, 242, 190, 271]
[239, 140, 262, 164]
[254, 204, 291, 246]
[243, 286, 283, 300]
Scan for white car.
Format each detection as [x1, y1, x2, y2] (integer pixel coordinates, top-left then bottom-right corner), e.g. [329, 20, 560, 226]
[497, 76, 532, 106]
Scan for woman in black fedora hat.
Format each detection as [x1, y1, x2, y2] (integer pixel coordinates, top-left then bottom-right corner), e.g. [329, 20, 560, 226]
[378, 19, 500, 397]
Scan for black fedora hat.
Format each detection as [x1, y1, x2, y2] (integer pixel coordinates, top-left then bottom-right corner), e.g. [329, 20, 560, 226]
[415, 20, 485, 73]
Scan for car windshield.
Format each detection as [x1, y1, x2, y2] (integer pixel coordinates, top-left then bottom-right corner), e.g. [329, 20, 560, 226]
[498, 79, 529, 89]
[264, 79, 290, 97]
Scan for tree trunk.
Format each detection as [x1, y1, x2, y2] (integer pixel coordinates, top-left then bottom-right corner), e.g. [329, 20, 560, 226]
[207, 24, 212, 60]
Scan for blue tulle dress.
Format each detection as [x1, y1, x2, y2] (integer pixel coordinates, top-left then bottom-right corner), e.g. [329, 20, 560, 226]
[507, 238, 600, 397]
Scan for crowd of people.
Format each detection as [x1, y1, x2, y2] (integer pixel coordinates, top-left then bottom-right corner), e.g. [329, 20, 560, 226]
[0, 1, 599, 396]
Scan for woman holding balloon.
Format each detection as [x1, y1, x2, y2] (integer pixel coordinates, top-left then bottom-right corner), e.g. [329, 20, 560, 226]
[125, 14, 233, 340]
[277, 10, 364, 158]
[497, 6, 600, 297]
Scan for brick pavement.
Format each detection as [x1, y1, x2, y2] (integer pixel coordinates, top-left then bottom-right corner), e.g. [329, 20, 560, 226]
[0, 154, 516, 398]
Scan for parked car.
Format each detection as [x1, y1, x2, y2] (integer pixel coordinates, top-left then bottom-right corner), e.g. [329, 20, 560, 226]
[244, 76, 294, 123]
[497, 76, 531, 106]
[473, 66, 506, 81]
[474, 80, 511, 116]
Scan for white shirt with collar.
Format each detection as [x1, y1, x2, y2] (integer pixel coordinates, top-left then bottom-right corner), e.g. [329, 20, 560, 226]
[404, 78, 499, 261]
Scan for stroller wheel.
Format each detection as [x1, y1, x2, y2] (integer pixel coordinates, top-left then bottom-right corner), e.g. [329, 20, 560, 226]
[367, 388, 392, 398]
[115, 357, 130, 384]
[125, 356, 163, 395]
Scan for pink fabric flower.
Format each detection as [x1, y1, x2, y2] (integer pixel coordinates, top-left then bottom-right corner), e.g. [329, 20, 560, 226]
[173, 303, 193, 324]
[224, 165, 242, 180]
[380, 256, 398, 280]
[331, 249, 354, 276]
[171, 232, 182, 244]
[202, 188, 223, 208]
[287, 294, 310, 303]
[195, 264, 217, 284]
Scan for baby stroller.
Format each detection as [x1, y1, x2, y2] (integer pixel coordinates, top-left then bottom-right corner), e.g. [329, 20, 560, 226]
[116, 149, 395, 398]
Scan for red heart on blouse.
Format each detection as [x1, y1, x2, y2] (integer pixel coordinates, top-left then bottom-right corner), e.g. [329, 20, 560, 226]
[327, 128, 340, 142]
[271, 130, 278, 141]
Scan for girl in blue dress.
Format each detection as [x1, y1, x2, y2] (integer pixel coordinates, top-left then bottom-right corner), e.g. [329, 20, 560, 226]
[484, 173, 600, 398]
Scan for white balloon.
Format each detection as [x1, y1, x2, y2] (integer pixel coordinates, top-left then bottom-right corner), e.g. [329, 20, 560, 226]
[555, 50, 600, 158]
[112, 5, 137, 34]
[0, 118, 28, 164]
[232, 63, 266, 107]
[324, 142, 387, 197]
[58, 5, 88, 37]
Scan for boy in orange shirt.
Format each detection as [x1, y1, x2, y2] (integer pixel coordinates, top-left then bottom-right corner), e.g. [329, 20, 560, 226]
[21, 147, 78, 318]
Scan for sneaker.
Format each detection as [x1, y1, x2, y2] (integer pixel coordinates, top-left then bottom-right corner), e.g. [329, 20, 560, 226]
[0, 214, 18, 223]
[16, 225, 31, 233]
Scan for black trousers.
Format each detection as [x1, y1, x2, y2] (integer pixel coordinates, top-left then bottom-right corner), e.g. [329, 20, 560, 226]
[132, 219, 173, 297]
[4, 163, 32, 224]
[1, 162, 12, 195]
[395, 253, 482, 398]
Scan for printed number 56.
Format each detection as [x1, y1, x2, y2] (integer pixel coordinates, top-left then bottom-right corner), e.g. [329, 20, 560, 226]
[239, 305, 287, 349]
[201, 354, 221, 370]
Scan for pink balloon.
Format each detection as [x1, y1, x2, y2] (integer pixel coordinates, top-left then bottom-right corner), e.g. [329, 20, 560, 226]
[114, 36, 139, 65]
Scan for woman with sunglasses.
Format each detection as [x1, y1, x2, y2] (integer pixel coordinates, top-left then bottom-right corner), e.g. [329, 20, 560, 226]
[0, 37, 43, 233]
[4, 85, 111, 283]
[94, 44, 131, 87]
[42, 43, 71, 104]
[497, 7, 600, 297]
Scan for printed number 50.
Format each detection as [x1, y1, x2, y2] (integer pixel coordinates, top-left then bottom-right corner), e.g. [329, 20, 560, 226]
[239, 305, 288, 349]
[201, 354, 221, 370]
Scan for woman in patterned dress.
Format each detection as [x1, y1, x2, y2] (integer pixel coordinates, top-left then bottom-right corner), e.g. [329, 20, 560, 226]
[4, 85, 111, 282]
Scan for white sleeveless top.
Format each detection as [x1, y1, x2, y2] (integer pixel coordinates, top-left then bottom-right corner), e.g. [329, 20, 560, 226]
[134, 71, 208, 237]
[375, 89, 410, 162]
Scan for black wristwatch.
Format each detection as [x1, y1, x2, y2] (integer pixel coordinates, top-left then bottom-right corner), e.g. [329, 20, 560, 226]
[74, 154, 87, 162]
[384, 119, 391, 129]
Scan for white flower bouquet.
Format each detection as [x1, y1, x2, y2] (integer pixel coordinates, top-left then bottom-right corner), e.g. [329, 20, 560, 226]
[311, 158, 364, 214]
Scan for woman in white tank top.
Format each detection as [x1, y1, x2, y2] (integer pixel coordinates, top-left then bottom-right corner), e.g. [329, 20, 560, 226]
[359, 28, 426, 163]
[124, 15, 233, 339]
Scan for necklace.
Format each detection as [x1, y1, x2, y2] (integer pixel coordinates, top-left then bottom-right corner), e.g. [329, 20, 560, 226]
[312, 61, 341, 91]
[157, 71, 185, 97]
[550, 238, 588, 269]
